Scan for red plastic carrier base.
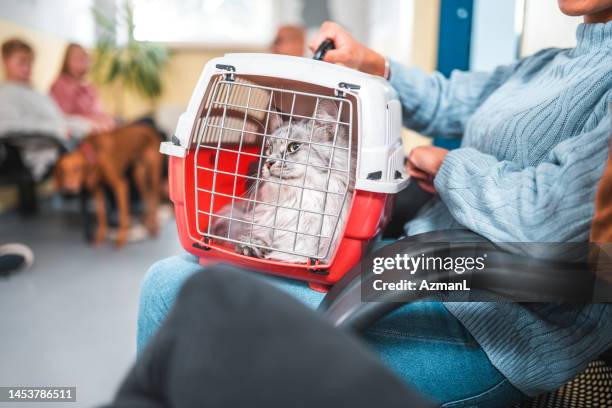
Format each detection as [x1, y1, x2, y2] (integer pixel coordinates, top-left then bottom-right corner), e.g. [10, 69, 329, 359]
[169, 148, 393, 286]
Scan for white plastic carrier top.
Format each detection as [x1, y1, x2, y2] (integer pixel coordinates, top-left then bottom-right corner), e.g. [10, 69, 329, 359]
[161, 53, 409, 194]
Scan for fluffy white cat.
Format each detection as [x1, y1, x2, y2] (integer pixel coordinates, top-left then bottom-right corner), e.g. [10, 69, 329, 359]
[212, 100, 352, 263]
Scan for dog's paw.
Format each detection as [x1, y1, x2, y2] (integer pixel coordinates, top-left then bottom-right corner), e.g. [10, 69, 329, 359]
[145, 217, 160, 237]
[115, 229, 128, 248]
[93, 227, 107, 246]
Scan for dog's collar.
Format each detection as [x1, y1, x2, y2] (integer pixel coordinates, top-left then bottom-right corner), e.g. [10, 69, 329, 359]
[80, 142, 97, 164]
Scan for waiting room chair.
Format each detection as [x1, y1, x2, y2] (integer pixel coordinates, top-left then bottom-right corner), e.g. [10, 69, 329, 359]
[0, 133, 68, 215]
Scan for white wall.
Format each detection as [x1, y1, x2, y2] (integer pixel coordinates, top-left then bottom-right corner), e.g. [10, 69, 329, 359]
[328, 0, 413, 64]
[368, 0, 413, 64]
[274, 0, 303, 25]
[471, 0, 522, 71]
[521, 0, 581, 56]
[470, 0, 583, 69]
[0, 0, 95, 46]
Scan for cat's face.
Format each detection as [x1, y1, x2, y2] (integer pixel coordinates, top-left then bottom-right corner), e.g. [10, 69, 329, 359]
[261, 100, 347, 181]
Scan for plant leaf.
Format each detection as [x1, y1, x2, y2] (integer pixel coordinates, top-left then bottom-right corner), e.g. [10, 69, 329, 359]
[91, 0, 168, 101]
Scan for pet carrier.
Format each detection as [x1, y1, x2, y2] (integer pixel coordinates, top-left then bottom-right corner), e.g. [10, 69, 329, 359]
[161, 46, 409, 288]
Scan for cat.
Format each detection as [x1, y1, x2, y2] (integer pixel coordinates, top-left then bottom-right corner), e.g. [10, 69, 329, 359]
[212, 100, 352, 264]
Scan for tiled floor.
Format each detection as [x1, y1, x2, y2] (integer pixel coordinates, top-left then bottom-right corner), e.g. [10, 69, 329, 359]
[0, 201, 183, 407]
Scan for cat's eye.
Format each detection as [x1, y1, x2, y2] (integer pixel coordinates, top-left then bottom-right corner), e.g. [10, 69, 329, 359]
[287, 142, 302, 153]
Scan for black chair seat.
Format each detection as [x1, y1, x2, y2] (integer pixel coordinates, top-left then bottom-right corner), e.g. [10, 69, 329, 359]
[320, 230, 612, 407]
[516, 359, 612, 407]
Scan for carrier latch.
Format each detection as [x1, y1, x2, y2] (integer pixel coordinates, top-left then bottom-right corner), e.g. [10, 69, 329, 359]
[308, 258, 329, 275]
[335, 82, 360, 97]
[193, 237, 211, 251]
[216, 64, 236, 81]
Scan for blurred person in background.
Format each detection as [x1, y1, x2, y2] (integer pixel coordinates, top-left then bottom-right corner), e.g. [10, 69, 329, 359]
[0, 38, 89, 214]
[271, 25, 306, 57]
[51, 43, 167, 139]
[50, 43, 115, 133]
[0, 38, 91, 144]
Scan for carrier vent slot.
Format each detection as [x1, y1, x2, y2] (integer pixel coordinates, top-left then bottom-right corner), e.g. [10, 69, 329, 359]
[367, 171, 382, 180]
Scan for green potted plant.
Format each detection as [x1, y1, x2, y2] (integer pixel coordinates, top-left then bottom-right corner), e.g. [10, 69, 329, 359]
[92, 1, 169, 117]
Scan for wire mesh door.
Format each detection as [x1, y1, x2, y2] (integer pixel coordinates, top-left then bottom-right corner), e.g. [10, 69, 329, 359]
[193, 77, 354, 263]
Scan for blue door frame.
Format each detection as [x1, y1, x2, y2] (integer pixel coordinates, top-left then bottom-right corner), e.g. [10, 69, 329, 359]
[434, 0, 474, 150]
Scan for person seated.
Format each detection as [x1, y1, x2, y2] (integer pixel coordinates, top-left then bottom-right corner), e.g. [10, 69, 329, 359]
[0, 38, 91, 144]
[109, 137, 612, 408]
[135, 2, 612, 407]
[50, 43, 115, 133]
[50, 43, 167, 141]
[271, 24, 306, 57]
[0, 38, 90, 213]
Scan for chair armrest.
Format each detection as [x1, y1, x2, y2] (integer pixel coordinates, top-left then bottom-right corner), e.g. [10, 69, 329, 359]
[381, 181, 433, 239]
[320, 230, 607, 332]
[0, 132, 70, 154]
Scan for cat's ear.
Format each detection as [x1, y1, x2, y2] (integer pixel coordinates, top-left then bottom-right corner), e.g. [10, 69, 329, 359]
[267, 109, 284, 134]
[314, 100, 342, 141]
[314, 100, 339, 122]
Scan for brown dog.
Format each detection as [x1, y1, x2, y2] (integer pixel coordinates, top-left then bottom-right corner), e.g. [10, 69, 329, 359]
[55, 124, 162, 247]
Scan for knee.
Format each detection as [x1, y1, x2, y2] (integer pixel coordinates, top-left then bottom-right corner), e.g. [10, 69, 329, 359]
[139, 255, 200, 321]
[175, 263, 287, 315]
[175, 263, 241, 303]
[139, 260, 171, 324]
[137, 255, 200, 353]
[141, 257, 180, 295]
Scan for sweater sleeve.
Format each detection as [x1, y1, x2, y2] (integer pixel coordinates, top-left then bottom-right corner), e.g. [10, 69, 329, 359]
[388, 59, 521, 138]
[434, 106, 612, 243]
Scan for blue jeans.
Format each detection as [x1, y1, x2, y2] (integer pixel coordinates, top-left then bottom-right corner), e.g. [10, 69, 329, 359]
[138, 254, 524, 407]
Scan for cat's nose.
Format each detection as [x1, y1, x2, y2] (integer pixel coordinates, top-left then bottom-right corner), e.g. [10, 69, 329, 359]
[265, 160, 276, 168]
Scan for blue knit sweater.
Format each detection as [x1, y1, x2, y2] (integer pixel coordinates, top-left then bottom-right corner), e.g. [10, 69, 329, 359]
[389, 22, 612, 396]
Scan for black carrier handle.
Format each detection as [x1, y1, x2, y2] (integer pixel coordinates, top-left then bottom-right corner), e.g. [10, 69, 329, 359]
[313, 39, 335, 61]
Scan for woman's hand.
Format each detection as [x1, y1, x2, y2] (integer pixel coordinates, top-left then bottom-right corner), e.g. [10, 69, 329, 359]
[308, 21, 386, 77]
[406, 146, 449, 194]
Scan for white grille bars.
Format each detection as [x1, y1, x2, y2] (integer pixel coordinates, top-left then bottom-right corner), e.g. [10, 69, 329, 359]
[193, 78, 353, 262]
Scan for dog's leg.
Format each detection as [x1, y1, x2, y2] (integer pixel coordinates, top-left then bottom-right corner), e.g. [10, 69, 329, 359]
[98, 159, 131, 247]
[93, 187, 108, 246]
[133, 161, 157, 237]
[146, 150, 162, 237]
[109, 178, 130, 247]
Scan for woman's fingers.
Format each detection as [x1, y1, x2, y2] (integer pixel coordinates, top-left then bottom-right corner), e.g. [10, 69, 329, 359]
[407, 146, 450, 177]
[407, 147, 432, 175]
[406, 155, 430, 179]
[408, 166, 435, 192]
[322, 48, 355, 65]
[308, 21, 385, 75]
[308, 21, 363, 68]
[406, 163, 429, 180]
[407, 146, 447, 195]
[308, 21, 341, 52]
[407, 162, 435, 194]
[416, 179, 437, 194]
